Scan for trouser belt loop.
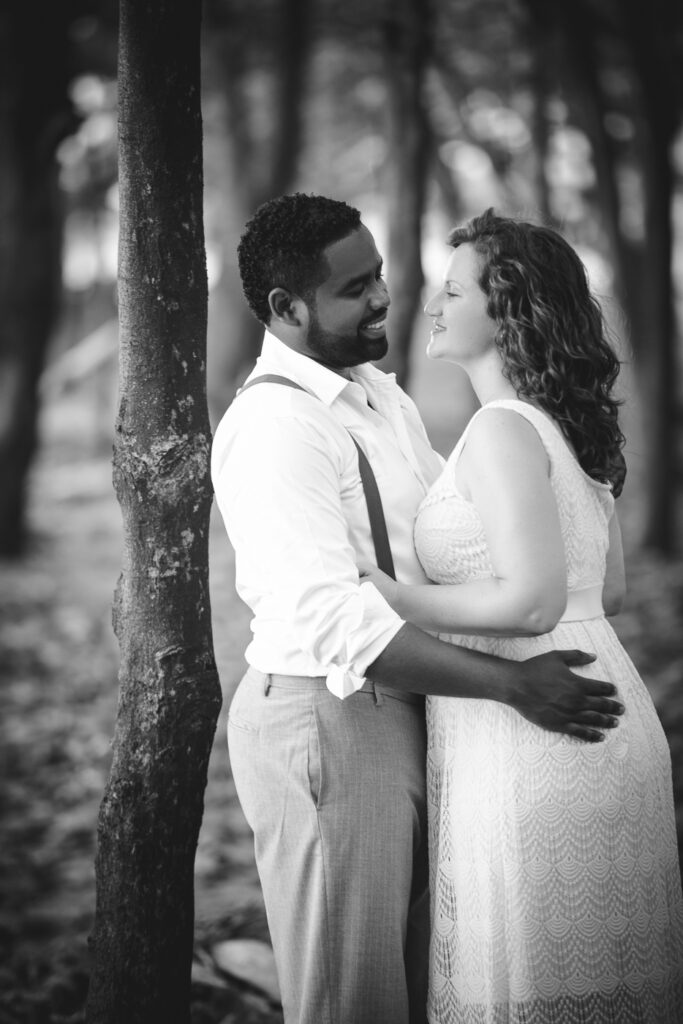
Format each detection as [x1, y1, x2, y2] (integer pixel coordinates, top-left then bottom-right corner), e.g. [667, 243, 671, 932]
[263, 673, 272, 696]
[373, 682, 384, 706]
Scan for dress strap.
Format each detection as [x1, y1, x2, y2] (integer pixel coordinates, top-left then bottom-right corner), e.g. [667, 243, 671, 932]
[469, 399, 559, 443]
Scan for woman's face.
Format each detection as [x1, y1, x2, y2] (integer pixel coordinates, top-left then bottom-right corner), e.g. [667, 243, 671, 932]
[424, 243, 496, 365]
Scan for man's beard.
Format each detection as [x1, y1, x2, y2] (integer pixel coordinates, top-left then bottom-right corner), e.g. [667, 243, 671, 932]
[306, 316, 389, 370]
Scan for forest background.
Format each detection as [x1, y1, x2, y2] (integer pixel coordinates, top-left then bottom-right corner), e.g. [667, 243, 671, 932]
[1, 0, 682, 1021]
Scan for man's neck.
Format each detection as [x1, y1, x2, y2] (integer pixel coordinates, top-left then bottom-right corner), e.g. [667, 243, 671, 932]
[267, 327, 353, 380]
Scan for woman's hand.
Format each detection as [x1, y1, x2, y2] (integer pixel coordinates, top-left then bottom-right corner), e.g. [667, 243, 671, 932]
[358, 562, 400, 609]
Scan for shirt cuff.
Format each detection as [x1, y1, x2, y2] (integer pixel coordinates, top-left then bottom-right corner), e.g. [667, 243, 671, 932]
[324, 581, 404, 699]
[325, 663, 367, 699]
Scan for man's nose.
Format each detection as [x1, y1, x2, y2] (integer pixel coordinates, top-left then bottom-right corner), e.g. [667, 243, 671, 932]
[370, 277, 390, 308]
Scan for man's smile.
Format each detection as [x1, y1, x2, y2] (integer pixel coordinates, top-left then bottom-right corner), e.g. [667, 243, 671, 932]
[360, 313, 388, 333]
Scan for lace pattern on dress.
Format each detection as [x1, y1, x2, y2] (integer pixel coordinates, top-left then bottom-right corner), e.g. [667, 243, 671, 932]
[416, 400, 683, 1024]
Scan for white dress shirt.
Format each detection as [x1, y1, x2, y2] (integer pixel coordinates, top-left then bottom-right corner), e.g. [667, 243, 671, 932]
[211, 332, 444, 697]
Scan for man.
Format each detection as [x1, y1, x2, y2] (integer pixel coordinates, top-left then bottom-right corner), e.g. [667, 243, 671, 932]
[211, 194, 623, 1024]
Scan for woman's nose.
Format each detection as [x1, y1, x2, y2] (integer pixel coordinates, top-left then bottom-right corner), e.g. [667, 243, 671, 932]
[424, 292, 441, 317]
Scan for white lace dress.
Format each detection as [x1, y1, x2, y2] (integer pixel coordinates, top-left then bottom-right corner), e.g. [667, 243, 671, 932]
[415, 400, 683, 1024]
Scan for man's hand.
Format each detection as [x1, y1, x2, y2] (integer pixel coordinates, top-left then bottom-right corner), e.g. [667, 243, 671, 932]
[367, 626, 625, 736]
[510, 649, 624, 742]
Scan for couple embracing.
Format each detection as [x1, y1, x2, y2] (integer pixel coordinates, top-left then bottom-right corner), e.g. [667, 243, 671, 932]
[211, 193, 683, 1024]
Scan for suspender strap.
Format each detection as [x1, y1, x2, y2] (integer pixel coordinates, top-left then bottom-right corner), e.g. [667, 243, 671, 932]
[238, 374, 396, 579]
[352, 440, 396, 580]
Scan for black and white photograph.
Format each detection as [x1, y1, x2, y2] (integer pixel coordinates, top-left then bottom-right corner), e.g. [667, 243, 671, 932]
[1, 1, 682, 1022]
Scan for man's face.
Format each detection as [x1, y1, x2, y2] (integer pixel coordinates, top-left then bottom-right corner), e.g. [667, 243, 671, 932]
[303, 225, 390, 371]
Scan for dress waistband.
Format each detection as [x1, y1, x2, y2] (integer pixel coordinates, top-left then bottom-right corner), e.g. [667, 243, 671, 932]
[244, 667, 423, 706]
[560, 586, 604, 623]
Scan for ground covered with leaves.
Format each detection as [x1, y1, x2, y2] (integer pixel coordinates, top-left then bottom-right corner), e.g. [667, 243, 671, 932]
[1, 386, 682, 1023]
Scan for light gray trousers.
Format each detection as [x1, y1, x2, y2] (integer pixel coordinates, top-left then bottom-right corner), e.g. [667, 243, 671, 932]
[227, 666, 430, 1024]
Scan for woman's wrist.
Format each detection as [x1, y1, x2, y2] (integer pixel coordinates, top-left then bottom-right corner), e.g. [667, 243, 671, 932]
[391, 581, 410, 619]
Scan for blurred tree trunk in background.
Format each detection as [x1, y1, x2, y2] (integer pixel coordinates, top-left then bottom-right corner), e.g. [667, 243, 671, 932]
[427, 125, 464, 225]
[619, 0, 681, 552]
[0, 2, 75, 556]
[558, 2, 627, 303]
[527, 14, 553, 224]
[204, 0, 313, 416]
[523, 0, 683, 554]
[85, 0, 221, 1020]
[379, 0, 431, 389]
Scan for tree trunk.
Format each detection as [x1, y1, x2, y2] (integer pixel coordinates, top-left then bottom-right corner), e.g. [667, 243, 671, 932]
[0, 2, 72, 555]
[378, 0, 430, 389]
[86, 1, 221, 1021]
[523, 0, 681, 553]
[619, 0, 680, 552]
[638, 144, 676, 550]
[525, 0, 633, 322]
[205, 0, 314, 412]
[525, 10, 553, 225]
[426, 123, 464, 225]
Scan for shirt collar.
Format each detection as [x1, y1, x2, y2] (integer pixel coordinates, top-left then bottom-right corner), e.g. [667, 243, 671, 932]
[350, 360, 397, 396]
[254, 331, 430, 488]
[256, 331, 388, 407]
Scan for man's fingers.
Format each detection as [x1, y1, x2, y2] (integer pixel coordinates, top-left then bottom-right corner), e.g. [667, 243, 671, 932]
[578, 686, 624, 712]
[562, 669, 620, 700]
[566, 723, 605, 743]
[564, 693, 623, 718]
[581, 693, 624, 715]
[571, 711, 620, 729]
[556, 648, 597, 667]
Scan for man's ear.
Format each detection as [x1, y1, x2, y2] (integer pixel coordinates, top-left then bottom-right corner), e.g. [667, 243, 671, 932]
[268, 287, 307, 327]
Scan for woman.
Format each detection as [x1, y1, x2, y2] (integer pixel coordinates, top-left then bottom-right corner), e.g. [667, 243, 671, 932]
[362, 210, 683, 1023]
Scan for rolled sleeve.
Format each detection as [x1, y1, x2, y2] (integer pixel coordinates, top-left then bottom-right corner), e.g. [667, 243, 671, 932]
[213, 409, 405, 696]
[325, 581, 404, 698]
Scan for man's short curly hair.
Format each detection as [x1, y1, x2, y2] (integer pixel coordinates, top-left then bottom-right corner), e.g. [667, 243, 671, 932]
[237, 193, 362, 324]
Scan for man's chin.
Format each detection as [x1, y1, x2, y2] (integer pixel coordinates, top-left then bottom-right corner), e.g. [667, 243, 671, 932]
[364, 335, 389, 362]
[305, 325, 389, 368]
[340, 335, 388, 367]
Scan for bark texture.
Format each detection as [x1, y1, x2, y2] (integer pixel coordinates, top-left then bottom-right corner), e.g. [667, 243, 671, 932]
[86, 2, 221, 1021]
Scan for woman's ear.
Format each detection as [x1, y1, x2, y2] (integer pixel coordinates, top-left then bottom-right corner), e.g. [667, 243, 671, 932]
[268, 287, 306, 327]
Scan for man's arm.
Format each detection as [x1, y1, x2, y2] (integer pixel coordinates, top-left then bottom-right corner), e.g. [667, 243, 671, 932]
[214, 405, 405, 679]
[217, 399, 623, 741]
[367, 624, 623, 743]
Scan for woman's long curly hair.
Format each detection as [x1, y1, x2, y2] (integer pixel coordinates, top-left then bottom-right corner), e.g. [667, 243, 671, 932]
[448, 209, 626, 496]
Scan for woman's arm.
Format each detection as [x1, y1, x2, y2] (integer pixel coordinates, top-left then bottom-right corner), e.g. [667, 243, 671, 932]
[364, 408, 568, 636]
[602, 508, 626, 616]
